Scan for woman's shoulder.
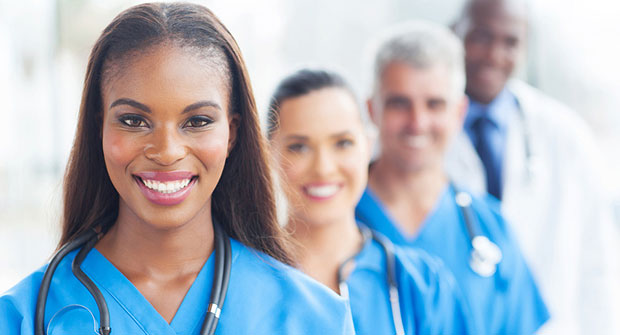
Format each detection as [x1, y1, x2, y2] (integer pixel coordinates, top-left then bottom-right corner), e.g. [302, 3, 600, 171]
[0, 249, 85, 329]
[226, 239, 354, 334]
[0, 261, 51, 334]
[230, 239, 347, 306]
[1, 262, 48, 307]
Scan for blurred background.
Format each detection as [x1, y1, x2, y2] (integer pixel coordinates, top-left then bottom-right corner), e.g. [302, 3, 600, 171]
[0, 0, 618, 292]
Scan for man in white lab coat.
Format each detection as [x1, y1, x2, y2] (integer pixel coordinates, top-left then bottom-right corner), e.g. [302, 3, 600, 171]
[445, 0, 620, 334]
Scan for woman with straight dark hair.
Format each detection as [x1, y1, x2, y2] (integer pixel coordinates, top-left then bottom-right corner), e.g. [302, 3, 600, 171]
[0, 3, 353, 334]
[268, 69, 475, 334]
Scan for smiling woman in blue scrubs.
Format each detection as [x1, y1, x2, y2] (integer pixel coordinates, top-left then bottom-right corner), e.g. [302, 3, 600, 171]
[355, 21, 549, 334]
[0, 3, 354, 334]
[267, 69, 474, 335]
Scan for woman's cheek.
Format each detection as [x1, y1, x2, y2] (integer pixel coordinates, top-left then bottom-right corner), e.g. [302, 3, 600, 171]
[192, 129, 230, 169]
[102, 128, 140, 169]
[280, 156, 307, 204]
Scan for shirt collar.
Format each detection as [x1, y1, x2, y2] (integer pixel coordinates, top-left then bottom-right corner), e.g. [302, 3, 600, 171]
[464, 87, 518, 132]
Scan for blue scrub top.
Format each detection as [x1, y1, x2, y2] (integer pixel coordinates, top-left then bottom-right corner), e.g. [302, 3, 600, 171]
[0, 238, 355, 335]
[355, 186, 550, 334]
[346, 233, 476, 334]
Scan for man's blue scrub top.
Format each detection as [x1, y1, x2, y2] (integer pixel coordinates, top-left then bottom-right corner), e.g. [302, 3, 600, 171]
[356, 186, 550, 334]
[346, 232, 476, 334]
[0, 239, 355, 335]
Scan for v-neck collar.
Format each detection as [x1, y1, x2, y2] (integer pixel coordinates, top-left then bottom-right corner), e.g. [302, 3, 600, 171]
[81, 246, 217, 334]
[359, 185, 451, 244]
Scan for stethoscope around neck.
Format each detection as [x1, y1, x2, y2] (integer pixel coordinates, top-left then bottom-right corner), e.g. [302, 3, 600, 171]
[452, 183, 503, 277]
[337, 225, 406, 335]
[35, 215, 232, 335]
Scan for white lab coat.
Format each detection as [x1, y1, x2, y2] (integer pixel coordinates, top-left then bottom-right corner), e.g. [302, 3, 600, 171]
[445, 80, 620, 335]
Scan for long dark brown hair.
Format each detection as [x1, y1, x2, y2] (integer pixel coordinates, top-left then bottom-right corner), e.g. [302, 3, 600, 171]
[60, 2, 293, 265]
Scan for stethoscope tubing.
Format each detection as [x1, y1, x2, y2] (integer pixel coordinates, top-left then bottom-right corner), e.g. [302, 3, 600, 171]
[337, 226, 405, 335]
[35, 230, 97, 335]
[451, 183, 503, 277]
[201, 220, 232, 335]
[35, 218, 231, 335]
[71, 233, 111, 335]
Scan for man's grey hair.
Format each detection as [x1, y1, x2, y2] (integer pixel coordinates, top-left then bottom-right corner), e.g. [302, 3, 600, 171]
[371, 21, 465, 100]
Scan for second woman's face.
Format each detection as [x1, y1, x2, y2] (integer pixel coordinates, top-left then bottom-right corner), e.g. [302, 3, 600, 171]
[271, 88, 369, 225]
[101, 44, 237, 229]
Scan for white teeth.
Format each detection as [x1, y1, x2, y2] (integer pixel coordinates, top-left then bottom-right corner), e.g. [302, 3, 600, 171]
[305, 185, 340, 198]
[405, 135, 430, 148]
[140, 178, 192, 194]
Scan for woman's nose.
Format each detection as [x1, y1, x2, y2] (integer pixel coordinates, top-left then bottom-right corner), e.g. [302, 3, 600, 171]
[311, 147, 337, 177]
[144, 126, 188, 166]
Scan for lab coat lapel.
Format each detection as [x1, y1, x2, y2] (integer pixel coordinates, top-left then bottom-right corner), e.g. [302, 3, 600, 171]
[444, 132, 486, 196]
[501, 81, 554, 262]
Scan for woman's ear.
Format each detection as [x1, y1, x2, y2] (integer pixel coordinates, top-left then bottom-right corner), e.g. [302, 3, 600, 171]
[227, 113, 241, 156]
[366, 97, 380, 126]
[365, 126, 377, 163]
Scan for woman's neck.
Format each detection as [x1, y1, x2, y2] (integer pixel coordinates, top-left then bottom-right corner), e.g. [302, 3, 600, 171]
[96, 203, 214, 282]
[289, 213, 363, 293]
[95, 202, 215, 323]
[368, 159, 447, 235]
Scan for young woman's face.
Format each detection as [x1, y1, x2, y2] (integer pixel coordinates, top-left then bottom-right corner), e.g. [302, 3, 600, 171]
[270, 87, 369, 226]
[101, 44, 237, 229]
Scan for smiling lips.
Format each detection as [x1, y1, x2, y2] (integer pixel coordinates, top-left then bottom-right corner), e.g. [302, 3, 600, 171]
[403, 135, 430, 149]
[303, 183, 342, 201]
[134, 171, 197, 206]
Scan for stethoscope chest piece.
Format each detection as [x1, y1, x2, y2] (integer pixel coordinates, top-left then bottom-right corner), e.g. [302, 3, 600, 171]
[469, 235, 502, 277]
[453, 187, 504, 278]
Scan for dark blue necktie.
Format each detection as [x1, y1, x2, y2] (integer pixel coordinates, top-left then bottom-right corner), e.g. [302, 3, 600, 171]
[472, 114, 503, 200]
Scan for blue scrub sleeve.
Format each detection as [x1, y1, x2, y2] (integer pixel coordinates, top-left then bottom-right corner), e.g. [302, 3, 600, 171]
[0, 294, 34, 334]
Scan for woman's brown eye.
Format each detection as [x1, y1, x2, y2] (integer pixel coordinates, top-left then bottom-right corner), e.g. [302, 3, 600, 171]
[190, 120, 207, 127]
[184, 116, 213, 128]
[119, 115, 147, 127]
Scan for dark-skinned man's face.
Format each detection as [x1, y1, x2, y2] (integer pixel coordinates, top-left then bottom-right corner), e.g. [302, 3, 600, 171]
[463, 1, 527, 104]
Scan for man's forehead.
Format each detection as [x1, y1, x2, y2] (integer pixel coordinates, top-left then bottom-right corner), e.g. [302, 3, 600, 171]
[378, 62, 457, 97]
[469, 0, 528, 23]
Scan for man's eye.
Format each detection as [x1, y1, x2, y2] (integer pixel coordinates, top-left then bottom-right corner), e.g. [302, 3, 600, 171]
[184, 116, 213, 128]
[428, 99, 446, 111]
[119, 115, 148, 128]
[336, 139, 354, 149]
[385, 97, 411, 111]
[469, 30, 492, 44]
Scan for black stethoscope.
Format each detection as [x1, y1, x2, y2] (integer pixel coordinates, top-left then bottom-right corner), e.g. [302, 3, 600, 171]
[452, 183, 503, 277]
[35, 216, 232, 335]
[337, 225, 405, 335]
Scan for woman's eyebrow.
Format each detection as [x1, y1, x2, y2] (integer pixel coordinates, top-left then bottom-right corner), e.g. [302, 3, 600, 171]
[284, 134, 308, 141]
[108, 99, 221, 114]
[109, 98, 151, 113]
[183, 101, 222, 114]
